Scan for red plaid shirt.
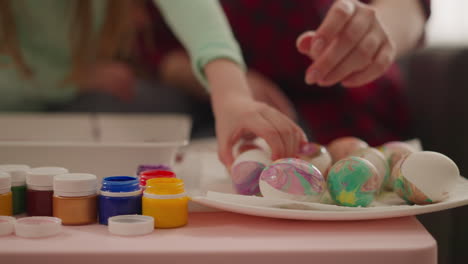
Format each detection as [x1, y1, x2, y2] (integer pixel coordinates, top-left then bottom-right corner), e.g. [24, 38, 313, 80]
[140, 0, 431, 146]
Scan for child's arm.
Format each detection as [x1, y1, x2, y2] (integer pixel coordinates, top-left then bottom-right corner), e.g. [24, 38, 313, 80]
[154, 0, 306, 166]
[154, 0, 244, 88]
[296, 0, 426, 88]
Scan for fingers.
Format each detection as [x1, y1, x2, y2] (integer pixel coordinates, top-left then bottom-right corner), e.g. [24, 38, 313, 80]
[259, 107, 303, 160]
[342, 41, 395, 87]
[310, 0, 356, 57]
[296, 31, 316, 56]
[320, 23, 385, 86]
[217, 129, 237, 168]
[217, 102, 306, 167]
[217, 112, 283, 167]
[306, 4, 375, 85]
[257, 109, 288, 160]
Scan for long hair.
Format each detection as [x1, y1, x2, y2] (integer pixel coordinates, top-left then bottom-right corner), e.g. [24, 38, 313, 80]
[0, 0, 137, 84]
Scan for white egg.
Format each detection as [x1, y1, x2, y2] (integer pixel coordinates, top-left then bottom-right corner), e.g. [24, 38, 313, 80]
[392, 151, 459, 204]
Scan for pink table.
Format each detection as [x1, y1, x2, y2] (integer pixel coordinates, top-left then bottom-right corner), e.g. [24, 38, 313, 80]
[1, 212, 436, 264]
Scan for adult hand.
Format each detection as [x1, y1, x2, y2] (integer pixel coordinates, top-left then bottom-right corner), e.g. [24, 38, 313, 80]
[297, 0, 396, 88]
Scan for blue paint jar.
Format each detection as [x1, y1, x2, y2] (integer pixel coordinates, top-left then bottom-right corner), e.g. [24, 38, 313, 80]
[99, 176, 142, 225]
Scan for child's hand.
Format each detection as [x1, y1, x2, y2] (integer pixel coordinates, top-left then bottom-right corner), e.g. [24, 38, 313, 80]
[214, 96, 306, 167]
[206, 59, 307, 167]
[296, 0, 395, 88]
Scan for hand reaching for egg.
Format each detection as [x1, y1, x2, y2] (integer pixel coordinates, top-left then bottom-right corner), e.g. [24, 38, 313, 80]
[296, 0, 396, 88]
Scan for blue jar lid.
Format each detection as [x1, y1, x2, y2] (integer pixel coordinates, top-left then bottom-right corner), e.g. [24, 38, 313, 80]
[101, 176, 140, 192]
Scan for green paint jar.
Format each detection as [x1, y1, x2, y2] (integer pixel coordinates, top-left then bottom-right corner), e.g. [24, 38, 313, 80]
[0, 165, 30, 215]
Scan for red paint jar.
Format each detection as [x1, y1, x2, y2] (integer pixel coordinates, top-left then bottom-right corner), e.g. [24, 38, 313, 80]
[139, 170, 176, 189]
[26, 167, 68, 216]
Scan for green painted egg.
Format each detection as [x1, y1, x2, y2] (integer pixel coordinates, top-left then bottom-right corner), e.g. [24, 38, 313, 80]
[327, 156, 380, 207]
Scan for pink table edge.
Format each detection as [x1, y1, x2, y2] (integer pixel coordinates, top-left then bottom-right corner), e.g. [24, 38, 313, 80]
[0, 212, 437, 264]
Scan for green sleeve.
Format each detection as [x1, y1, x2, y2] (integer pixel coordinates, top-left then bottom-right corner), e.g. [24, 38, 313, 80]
[154, 0, 246, 89]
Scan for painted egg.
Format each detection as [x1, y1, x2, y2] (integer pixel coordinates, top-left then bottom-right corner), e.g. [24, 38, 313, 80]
[379, 141, 416, 189]
[392, 151, 459, 204]
[327, 137, 368, 163]
[259, 158, 325, 202]
[350, 148, 388, 192]
[297, 142, 332, 178]
[231, 148, 271, 196]
[327, 157, 380, 207]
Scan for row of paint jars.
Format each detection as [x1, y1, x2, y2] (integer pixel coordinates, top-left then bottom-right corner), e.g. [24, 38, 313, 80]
[0, 165, 188, 229]
[0, 166, 67, 217]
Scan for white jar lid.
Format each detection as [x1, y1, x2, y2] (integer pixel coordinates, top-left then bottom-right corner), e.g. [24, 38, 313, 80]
[54, 173, 98, 197]
[108, 215, 154, 236]
[27, 167, 69, 188]
[15, 217, 62, 238]
[0, 216, 15, 236]
[0, 164, 30, 186]
[0, 172, 11, 195]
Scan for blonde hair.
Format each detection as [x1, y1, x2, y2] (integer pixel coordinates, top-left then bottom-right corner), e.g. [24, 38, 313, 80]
[0, 0, 137, 83]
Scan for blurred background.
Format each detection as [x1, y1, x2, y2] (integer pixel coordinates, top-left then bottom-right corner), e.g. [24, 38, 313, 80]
[427, 0, 468, 46]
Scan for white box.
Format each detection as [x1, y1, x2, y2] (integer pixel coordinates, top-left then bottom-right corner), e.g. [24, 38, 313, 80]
[0, 113, 191, 179]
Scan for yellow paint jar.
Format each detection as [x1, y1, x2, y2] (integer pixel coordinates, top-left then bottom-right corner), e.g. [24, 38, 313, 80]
[0, 172, 13, 216]
[142, 178, 188, 228]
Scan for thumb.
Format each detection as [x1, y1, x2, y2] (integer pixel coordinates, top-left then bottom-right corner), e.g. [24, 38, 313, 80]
[296, 31, 316, 56]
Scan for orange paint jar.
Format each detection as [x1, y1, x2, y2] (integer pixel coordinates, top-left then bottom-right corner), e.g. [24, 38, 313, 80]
[53, 173, 98, 225]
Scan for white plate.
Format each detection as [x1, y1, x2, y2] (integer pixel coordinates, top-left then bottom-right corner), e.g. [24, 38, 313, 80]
[192, 176, 468, 220]
[183, 138, 468, 220]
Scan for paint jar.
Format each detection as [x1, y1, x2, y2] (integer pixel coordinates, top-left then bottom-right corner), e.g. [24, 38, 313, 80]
[0, 172, 12, 216]
[0, 165, 30, 215]
[26, 167, 69, 216]
[143, 178, 189, 228]
[99, 176, 141, 225]
[53, 173, 98, 225]
[139, 170, 176, 189]
[136, 164, 171, 178]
